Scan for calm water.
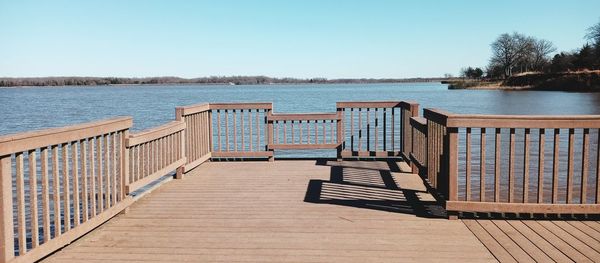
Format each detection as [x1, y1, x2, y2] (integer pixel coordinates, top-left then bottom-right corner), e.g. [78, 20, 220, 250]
[2, 83, 600, 135]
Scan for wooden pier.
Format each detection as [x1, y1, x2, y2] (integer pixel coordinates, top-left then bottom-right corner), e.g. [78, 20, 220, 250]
[0, 101, 599, 262]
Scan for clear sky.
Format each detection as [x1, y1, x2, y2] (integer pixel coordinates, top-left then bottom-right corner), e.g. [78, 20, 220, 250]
[1, 0, 599, 79]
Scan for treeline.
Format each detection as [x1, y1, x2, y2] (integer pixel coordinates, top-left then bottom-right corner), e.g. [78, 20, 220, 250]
[0, 76, 444, 87]
[461, 19, 600, 79]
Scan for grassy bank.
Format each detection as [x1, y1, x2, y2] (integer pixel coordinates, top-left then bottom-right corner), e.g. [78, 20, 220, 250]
[446, 70, 600, 91]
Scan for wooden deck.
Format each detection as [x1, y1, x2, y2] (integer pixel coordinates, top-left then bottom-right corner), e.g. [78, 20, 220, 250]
[465, 219, 600, 262]
[42, 161, 496, 262]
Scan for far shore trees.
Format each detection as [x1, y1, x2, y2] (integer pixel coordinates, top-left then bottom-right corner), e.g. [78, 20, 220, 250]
[460, 67, 483, 79]
[488, 33, 555, 78]
[483, 18, 600, 79]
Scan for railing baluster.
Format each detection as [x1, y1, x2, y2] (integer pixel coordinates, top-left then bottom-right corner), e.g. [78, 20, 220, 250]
[72, 142, 80, 227]
[391, 108, 395, 151]
[358, 109, 362, 151]
[255, 109, 259, 151]
[509, 128, 515, 203]
[62, 143, 71, 231]
[104, 135, 110, 210]
[375, 108, 379, 151]
[217, 110, 221, 151]
[567, 128, 575, 204]
[596, 129, 600, 204]
[112, 134, 117, 205]
[41, 147, 51, 242]
[383, 108, 387, 151]
[241, 110, 245, 151]
[494, 128, 501, 202]
[299, 121, 303, 144]
[80, 140, 88, 222]
[89, 139, 96, 218]
[233, 110, 237, 151]
[225, 110, 229, 151]
[29, 149, 39, 247]
[350, 108, 354, 151]
[283, 120, 287, 144]
[96, 137, 103, 213]
[0, 155, 14, 261]
[322, 120, 326, 144]
[466, 128, 471, 201]
[366, 108, 370, 151]
[581, 129, 589, 204]
[552, 129, 560, 204]
[16, 152, 26, 254]
[249, 110, 253, 150]
[523, 129, 530, 203]
[538, 129, 545, 203]
[480, 128, 486, 202]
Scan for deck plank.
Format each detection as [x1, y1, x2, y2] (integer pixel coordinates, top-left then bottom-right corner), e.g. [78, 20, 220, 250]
[476, 220, 534, 262]
[537, 221, 600, 261]
[492, 220, 552, 262]
[522, 220, 592, 262]
[567, 221, 600, 242]
[506, 220, 573, 262]
[463, 220, 516, 263]
[43, 161, 496, 262]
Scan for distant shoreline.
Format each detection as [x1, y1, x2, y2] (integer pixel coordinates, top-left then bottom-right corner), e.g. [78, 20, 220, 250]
[446, 71, 600, 92]
[0, 76, 445, 87]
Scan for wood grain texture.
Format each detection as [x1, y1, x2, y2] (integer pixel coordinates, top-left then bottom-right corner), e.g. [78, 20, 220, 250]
[43, 161, 495, 263]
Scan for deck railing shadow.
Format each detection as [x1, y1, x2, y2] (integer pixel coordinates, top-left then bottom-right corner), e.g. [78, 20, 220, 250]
[304, 161, 447, 218]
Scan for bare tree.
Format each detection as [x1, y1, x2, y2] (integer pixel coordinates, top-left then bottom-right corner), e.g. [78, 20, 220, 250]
[585, 19, 600, 45]
[490, 32, 533, 77]
[530, 38, 556, 71]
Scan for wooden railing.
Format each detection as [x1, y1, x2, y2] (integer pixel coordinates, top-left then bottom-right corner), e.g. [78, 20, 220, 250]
[8, 99, 597, 261]
[175, 103, 212, 172]
[0, 117, 133, 263]
[126, 121, 186, 191]
[208, 103, 273, 160]
[410, 117, 427, 176]
[267, 112, 343, 160]
[423, 108, 600, 217]
[336, 101, 419, 161]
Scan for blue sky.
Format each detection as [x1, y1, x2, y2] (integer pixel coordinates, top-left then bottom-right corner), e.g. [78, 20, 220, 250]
[1, 0, 599, 78]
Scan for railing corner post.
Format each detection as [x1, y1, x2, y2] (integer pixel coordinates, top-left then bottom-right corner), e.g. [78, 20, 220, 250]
[0, 155, 15, 263]
[175, 107, 187, 177]
[267, 110, 274, 162]
[336, 108, 344, 162]
[121, 129, 131, 197]
[446, 126, 459, 217]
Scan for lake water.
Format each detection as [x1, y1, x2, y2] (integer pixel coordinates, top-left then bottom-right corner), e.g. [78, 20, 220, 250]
[2, 83, 600, 135]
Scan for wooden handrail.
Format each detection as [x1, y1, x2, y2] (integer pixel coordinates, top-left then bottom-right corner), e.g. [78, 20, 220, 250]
[267, 112, 341, 121]
[410, 117, 427, 132]
[209, 102, 272, 110]
[0, 117, 132, 156]
[336, 101, 418, 109]
[127, 121, 186, 147]
[424, 108, 600, 128]
[175, 103, 209, 116]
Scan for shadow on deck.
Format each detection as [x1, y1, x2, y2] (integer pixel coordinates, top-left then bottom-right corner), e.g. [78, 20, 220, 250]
[304, 160, 447, 218]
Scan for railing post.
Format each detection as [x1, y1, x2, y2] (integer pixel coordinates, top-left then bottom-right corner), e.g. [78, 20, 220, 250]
[121, 129, 130, 197]
[208, 110, 213, 155]
[408, 103, 419, 172]
[266, 109, 274, 162]
[175, 108, 186, 178]
[336, 108, 344, 162]
[446, 127, 459, 220]
[0, 155, 15, 263]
